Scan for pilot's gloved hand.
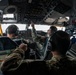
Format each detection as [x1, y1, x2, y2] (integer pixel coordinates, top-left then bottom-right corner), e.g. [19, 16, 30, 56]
[31, 21, 35, 28]
[19, 43, 27, 51]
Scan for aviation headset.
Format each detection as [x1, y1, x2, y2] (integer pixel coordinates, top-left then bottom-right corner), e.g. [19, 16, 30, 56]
[6, 25, 19, 36]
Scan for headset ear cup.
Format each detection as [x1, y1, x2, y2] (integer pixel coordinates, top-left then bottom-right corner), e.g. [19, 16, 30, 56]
[17, 28, 19, 35]
[47, 40, 52, 51]
[15, 29, 19, 36]
[49, 37, 56, 51]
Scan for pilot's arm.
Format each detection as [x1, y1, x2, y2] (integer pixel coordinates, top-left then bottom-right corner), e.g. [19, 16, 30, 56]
[31, 21, 46, 42]
[31, 22, 39, 42]
[0, 43, 27, 72]
[31, 24, 45, 49]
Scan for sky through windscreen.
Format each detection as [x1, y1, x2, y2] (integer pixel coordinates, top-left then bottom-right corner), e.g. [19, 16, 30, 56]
[1, 24, 65, 33]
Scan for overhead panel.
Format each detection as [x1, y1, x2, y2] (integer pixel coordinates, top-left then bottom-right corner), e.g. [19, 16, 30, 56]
[0, 0, 8, 12]
[54, 2, 71, 14]
[4, 0, 72, 24]
[0, 0, 8, 6]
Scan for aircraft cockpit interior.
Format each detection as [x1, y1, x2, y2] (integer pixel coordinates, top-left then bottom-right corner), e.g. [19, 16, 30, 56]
[0, 0, 76, 75]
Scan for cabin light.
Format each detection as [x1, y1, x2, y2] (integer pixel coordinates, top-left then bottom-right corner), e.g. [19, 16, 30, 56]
[66, 17, 70, 20]
[3, 14, 14, 18]
[0, 0, 2, 1]
[28, 0, 32, 3]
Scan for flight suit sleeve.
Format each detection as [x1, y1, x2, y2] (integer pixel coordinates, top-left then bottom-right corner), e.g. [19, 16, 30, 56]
[0, 47, 25, 72]
[31, 27, 45, 59]
[31, 27, 41, 42]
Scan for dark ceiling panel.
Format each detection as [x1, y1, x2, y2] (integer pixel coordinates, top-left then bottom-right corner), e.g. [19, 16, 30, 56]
[61, 0, 73, 7]
[54, 2, 71, 14]
[0, 0, 8, 10]
[3, 0, 72, 24]
[0, 0, 8, 6]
